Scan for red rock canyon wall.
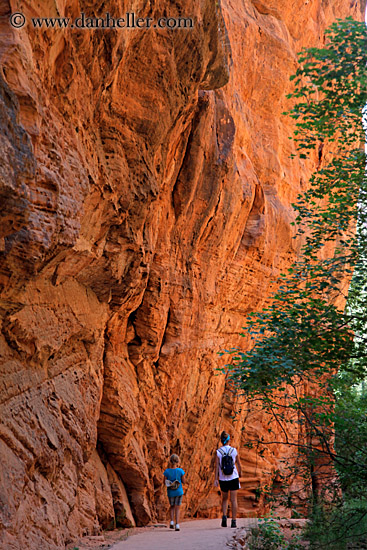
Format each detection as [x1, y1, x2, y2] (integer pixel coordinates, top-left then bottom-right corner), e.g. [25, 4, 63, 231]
[0, 0, 365, 548]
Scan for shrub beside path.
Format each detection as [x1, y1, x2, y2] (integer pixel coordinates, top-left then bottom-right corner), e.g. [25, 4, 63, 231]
[110, 518, 258, 550]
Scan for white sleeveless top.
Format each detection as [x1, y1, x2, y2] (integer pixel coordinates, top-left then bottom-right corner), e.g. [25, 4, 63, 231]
[216, 445, 239, 481]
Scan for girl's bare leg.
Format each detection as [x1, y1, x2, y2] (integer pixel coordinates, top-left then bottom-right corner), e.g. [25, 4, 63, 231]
[174, 504, 181, 524]
[170, 505, 175, 522]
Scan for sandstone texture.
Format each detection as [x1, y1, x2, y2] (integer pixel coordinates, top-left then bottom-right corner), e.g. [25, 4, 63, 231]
[0, 0, 365, 548]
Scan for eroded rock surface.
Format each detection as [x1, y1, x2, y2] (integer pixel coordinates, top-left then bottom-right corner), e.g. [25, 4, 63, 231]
[0, 0, 364, 548]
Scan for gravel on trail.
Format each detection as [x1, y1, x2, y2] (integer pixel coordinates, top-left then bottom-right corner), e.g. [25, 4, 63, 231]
[110, 518, 257, 550]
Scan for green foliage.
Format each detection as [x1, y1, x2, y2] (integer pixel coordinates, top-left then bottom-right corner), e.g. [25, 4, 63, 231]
[220, 16, 367, 550]
[288, 21, 367, 152]
[220, 17, 367, 396]
[249, 516, 303, 550]
[288, 18, 367, 151]
[334, 387, 367, 497]
[304, 501, 367, 550]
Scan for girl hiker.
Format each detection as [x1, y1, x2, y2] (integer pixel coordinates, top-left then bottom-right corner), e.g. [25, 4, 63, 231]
[163, 454, 185, 531]
[214, 431, 242, 528]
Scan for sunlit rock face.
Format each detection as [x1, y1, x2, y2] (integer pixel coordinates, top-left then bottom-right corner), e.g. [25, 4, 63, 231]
[0, 0, 364, 548]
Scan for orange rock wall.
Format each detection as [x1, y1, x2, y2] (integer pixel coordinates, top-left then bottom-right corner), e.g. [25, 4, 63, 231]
[0, 0, 364, 548]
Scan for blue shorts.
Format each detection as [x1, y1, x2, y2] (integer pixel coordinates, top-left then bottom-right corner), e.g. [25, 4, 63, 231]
[168, 495, 183, 505]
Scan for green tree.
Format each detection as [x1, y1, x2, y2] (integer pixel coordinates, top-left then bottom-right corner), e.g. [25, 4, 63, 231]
[221, 17, 367, 549]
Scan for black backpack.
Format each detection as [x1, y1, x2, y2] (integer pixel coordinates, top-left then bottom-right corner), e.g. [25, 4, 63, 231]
[219, 447, 234, 475]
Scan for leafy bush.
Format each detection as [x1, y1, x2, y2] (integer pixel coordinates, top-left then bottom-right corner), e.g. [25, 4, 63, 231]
[249, 516, 304, 550]
[305, 501, 367, 550]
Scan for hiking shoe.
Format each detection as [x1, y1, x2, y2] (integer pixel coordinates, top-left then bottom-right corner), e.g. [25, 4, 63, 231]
[170, 521, 174, 529]
[231, 519, 237, 528]
[175, 523, 180, 531]
[221, 515, 227, 527]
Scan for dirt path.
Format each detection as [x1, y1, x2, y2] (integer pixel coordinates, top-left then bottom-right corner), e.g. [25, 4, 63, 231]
[110, 518, 257, 550]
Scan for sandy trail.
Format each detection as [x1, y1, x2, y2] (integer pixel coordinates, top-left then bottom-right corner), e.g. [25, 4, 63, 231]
[110, 518, 257, 550]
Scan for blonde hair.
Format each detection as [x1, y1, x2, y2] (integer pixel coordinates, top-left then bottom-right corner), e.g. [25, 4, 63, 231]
[169, 454, 180, 465]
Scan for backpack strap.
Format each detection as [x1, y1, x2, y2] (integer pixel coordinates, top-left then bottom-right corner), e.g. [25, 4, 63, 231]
[218, 446, 233, 457]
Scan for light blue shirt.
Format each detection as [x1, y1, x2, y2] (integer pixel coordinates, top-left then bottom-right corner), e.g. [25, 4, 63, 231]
[164, 467, 185, 497]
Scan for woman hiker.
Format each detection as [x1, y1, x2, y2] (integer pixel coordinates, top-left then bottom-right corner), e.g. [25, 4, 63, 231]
[214, 431, 242, 528]
[163, 453, 186, 531]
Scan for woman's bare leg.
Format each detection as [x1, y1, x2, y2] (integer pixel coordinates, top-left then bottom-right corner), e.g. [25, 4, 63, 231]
[230, 490, 238, 520]
[222, 492, 229, 516]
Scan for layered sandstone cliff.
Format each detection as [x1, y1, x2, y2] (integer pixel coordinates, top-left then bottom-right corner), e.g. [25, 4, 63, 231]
[0, 0, 365, 548]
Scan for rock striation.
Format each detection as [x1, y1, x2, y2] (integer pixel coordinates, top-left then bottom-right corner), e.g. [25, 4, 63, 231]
[0, 0, 365, 548]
